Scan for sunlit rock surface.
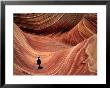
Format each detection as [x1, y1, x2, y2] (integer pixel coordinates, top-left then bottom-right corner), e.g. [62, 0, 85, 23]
[14, 13, 97, 75]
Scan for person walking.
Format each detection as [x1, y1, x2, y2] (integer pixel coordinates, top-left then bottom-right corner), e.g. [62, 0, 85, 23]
[36, 56, 43, 69]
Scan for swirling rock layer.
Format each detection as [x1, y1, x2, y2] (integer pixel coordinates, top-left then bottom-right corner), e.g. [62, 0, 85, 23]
[14, 13, 97, 75]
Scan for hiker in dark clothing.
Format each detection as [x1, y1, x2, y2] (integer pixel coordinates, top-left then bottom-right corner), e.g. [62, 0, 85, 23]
[36, 56, 43, 69]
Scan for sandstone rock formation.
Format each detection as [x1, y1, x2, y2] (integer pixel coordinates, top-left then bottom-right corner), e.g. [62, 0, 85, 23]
[14, 13, 97, 75]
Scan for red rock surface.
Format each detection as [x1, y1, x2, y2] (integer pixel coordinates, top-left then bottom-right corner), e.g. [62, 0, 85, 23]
[13, 13, 97, 75]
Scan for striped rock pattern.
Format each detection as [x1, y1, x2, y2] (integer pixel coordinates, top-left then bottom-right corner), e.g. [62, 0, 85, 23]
[14, 13, 97, 75]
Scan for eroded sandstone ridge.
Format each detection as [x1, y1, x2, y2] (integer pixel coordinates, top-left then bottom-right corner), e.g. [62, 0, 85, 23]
[14, 13, 97, 75]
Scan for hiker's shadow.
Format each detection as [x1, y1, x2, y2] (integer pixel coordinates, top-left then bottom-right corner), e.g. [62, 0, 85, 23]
[38, 66, 43, 69]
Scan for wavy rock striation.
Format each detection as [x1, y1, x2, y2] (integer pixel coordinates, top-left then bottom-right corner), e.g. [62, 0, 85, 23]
[14, 13, 97, 75]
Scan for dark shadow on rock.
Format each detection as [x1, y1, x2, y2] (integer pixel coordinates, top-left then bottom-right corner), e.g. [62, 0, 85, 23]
[38, 66, 43, 69]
